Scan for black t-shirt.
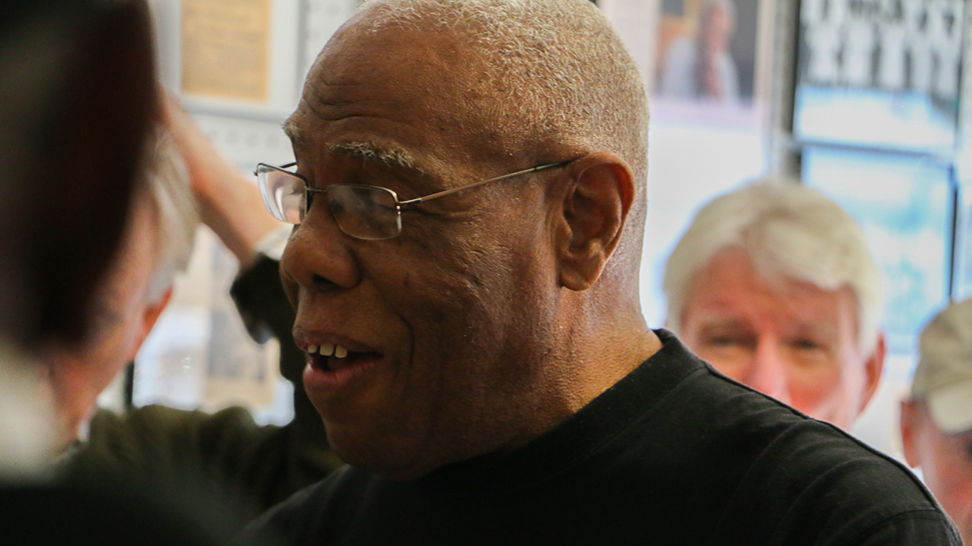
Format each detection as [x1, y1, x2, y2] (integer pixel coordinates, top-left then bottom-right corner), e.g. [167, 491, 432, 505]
[240, 331, 959, 546]
[0, 471, 236, 546]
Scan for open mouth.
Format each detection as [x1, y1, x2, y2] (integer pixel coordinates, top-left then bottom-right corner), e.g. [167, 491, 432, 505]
[306, 343, 379, 372]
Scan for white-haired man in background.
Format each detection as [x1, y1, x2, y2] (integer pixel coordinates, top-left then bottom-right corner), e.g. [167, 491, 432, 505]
[664, 178, 886, 431]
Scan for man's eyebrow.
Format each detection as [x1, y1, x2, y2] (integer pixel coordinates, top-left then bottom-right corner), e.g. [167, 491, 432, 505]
[698, 316, 747, 330]
[282, 118, 304, 147]
[280, 119, 424, 174]
[327, 141, 424, 174]
[791, 321, 838, 339]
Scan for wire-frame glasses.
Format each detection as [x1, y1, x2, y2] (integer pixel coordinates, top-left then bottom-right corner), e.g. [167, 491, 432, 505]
[254, 160, 571, 240]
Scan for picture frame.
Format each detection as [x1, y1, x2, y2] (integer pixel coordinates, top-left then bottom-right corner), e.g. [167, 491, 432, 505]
[149, 0, 304, 122]
[602, 0, 776, 128]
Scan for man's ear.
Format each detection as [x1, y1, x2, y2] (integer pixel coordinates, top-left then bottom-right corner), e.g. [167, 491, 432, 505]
[899, 399, 921, 468]
[859, 332, 887, 413]
[555, 152, 635, 291]
[127, 287, 173, 361]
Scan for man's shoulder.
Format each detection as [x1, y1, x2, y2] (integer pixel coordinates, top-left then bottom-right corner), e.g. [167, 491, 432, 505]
[705, 422, 958, 545]
[652, 340, 934, 503]
[624, 331, 957, 543]
[79, 404, 285, 496]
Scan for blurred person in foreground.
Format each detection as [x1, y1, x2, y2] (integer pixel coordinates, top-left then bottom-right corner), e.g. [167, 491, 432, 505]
[63, 103, 341, 526]
[664, 179, 886, 432]
[0, 0, 223, 543]
[901, 298, 972, 544]
[238, 1, 955, 544]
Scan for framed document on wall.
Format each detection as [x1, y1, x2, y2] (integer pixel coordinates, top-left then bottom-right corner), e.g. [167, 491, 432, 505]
[150, 0, 304, 121]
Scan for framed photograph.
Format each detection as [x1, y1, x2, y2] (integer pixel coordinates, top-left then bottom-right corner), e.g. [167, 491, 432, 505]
[650, 0, 772, 126]
[654, 0, 759, 103]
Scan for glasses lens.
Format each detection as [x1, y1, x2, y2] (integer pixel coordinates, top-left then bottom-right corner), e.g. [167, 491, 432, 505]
[257, 165, 305, 224]
[327, 185, 401, 240]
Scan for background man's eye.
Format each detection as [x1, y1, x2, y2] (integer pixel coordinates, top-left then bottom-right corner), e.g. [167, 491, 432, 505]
[794, 339, 822, 350]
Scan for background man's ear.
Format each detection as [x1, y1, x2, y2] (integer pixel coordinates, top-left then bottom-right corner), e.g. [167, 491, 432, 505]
[127, 288, 173, 362]
[858, 332, 887, 414]
[556, 152, 635, 291]
[899, 399, 920, 468]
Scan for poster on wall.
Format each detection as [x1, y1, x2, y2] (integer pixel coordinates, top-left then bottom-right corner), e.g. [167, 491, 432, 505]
[802, 146, 953, 355]
[181, 0, 272, 103]
[793, 0, 965, 156]
[155, 0, 303, 120]
[652, 0, 766, 124]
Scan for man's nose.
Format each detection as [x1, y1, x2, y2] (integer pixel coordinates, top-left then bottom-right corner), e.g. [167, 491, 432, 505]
[280, 210, 362, 295]
[745, 339, 790, 405]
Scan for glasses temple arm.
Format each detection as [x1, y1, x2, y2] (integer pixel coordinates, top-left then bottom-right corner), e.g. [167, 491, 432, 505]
[399, 160, 571, 207]
[254, 161, 298, 176]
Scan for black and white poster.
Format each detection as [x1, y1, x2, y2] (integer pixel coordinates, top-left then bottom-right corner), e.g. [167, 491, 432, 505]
[794, 0, 965, 155]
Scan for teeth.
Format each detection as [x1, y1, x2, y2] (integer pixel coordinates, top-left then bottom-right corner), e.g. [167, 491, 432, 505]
[307, 343, 351, 359]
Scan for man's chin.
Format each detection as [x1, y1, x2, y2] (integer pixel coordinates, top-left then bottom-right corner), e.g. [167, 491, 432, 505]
[326, 429, 433, 481]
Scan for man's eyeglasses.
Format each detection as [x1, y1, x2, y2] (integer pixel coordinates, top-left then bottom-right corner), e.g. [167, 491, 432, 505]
[254, 160, 571, 240]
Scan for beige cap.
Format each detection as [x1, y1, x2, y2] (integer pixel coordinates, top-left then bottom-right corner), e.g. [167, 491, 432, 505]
[912, 298, 972, 434]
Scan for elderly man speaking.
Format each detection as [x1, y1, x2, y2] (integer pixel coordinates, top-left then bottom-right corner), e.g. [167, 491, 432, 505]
[241, 1, 956, 544]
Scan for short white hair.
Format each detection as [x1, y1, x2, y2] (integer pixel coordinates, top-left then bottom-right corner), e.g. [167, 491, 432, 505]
[663, 177, 883, 355]
[142, 125, 199, 303]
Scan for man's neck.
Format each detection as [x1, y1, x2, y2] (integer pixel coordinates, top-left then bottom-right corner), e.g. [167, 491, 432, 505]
[570, 326, 662, 413]
[497, 319, 661, 454]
